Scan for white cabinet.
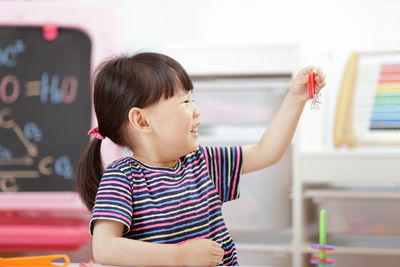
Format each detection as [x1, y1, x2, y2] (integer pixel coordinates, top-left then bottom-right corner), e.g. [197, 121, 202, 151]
[292, 148, 400, 267]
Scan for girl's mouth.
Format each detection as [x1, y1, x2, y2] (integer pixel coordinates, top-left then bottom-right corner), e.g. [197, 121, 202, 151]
[190, 123, 200, 134]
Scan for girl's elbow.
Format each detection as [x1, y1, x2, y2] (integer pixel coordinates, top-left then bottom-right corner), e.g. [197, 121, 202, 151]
[269, 156, 282, 166]
[92, 242, 111, 265]
[93, 252, 114, 266]
[92, 247, 103, 264]
[261, 155, 282, 170]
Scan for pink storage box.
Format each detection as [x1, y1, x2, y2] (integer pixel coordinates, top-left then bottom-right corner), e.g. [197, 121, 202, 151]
[0, 215, 90, 252]
[0, 192, 90, 252]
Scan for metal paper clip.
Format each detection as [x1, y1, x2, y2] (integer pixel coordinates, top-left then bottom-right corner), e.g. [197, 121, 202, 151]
[311, 92, 322, 110]
[308, 71, 321, 110]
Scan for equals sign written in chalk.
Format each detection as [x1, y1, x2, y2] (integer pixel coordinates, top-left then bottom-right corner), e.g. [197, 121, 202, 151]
[25, 80, 41, 97]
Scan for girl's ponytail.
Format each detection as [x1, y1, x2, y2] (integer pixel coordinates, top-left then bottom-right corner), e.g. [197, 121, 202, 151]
[76, 138, 104, 211]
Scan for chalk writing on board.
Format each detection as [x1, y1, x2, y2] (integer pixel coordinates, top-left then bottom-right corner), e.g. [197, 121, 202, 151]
[0, 26, 92, 193]
[0, 74, 78, 104]
[24, 122, 42, 142]
[0, 108, 74, 191]
[0, 39, 26, 67]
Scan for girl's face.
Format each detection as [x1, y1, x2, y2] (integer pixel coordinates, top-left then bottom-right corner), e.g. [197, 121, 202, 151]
[146, 87, 200, 159]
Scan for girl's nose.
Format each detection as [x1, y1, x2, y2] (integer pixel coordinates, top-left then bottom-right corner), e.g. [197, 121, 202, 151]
[193, 103, 200, 118]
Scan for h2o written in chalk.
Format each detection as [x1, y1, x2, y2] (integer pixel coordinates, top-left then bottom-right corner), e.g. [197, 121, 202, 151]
[0, 72, 78, 104]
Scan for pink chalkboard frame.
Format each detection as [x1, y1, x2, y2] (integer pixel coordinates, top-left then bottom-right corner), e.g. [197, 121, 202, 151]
[0, 1, 122, 251]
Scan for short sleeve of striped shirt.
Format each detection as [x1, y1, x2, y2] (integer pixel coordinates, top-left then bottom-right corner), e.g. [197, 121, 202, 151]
[90, 160, 133, 235]
[200, 146, 242, 203]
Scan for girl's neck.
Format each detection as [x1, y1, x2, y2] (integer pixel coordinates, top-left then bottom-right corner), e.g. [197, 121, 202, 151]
[132, 154, 178, 169]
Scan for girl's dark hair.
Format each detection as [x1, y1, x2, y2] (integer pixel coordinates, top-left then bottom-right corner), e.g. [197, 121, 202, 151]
[76, 52, 193, 210]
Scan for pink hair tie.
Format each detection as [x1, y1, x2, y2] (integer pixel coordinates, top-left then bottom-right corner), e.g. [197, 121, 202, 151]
[88, 126, 105, 140]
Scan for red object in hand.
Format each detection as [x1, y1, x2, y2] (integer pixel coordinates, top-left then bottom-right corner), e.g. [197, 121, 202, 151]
[308, 71, 316, 99]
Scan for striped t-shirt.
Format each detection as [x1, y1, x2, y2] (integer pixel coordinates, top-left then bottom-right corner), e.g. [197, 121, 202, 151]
[90, 146, 243, 266]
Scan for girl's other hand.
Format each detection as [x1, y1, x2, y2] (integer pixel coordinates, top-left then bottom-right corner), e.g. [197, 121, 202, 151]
[179, 239, 225, 266]
[289, 66, 326, 103]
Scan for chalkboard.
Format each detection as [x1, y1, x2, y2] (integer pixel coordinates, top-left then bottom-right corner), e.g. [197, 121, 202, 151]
[0, 26, 91, 192]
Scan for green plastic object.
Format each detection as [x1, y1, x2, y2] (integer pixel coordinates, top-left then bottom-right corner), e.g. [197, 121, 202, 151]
[319, 209, 327, 267]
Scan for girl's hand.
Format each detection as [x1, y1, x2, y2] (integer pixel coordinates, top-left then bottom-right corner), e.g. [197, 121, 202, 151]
[179, 239, 225, 266]
[289, 66, 326, 103]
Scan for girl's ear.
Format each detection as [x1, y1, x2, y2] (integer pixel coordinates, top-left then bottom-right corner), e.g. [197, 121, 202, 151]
[128, 107, 151, 133]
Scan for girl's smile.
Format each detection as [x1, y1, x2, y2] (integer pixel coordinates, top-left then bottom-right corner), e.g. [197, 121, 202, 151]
[190, 123, 200, 136]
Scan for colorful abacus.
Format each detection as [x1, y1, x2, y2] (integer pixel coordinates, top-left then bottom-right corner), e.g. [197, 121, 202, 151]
[310, 209, 335, 266]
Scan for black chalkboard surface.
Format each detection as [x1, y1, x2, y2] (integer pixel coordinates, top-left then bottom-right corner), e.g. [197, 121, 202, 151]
[0, 26, 91, 192]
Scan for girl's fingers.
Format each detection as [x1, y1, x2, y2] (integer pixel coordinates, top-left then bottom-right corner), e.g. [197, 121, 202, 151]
[314, 67, 326, 90]
[212, 247, 224, 256]
[316, 70, 325, 83]
[297, 66, 315, 82]
[211, 241, 224, 256]
[212, 252, 224, 263]
[316, 80, 326, 92]
[301, 65, 315, 75]
[211, 241, 221, 248]
[212, 256, 223, 265]
[296, 66, 326, 91]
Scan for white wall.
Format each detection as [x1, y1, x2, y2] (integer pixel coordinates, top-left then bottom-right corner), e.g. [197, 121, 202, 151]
[51, 0, 400, 150]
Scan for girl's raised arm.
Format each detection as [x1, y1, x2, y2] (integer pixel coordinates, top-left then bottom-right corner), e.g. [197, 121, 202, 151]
[241, 66, 326, 174]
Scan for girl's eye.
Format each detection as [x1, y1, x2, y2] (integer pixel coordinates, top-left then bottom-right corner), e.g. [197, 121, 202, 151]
[184, 99, 194, 103]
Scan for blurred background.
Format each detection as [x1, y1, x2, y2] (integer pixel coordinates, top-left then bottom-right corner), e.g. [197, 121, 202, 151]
[1, 1, 400, 266]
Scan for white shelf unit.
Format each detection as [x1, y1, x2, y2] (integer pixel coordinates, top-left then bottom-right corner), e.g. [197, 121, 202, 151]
[292, 148, 400, 267]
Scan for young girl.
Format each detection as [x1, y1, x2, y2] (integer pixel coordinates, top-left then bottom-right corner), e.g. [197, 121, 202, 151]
[76, 52, 326, 266]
